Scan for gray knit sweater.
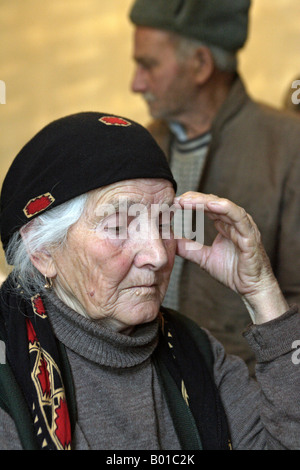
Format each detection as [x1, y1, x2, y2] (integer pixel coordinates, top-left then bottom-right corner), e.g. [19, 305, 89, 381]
[0, 294, 299, 450]
[44, 293, 181, 450]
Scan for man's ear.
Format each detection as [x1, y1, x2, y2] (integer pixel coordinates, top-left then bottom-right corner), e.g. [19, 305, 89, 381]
[20, 225, 57, 278]
[192, 46, 215, 85]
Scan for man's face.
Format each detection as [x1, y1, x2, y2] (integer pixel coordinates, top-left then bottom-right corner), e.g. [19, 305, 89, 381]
[131, 26, 197, 122]
[50, 179, 176, 331]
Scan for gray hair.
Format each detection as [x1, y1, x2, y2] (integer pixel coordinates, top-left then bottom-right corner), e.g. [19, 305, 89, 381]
[174, 34, 238, 73]
[5, 193, 88, 299]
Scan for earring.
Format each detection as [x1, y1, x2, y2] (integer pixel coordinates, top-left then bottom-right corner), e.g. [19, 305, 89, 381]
[44, 276, 53, 289]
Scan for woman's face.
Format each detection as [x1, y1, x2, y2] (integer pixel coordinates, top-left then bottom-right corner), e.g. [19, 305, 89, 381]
[49, 179, 176, 331]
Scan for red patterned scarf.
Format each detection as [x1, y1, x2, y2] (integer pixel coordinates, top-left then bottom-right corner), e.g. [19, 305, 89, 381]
[0, 276, 73, 449]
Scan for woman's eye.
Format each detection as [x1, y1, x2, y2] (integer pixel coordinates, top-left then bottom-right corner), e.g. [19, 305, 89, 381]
[115, 226, 127, 235]
[159, 222, 173, 236]
[97, 212, 129, 239]
[105, 226, 127, 236]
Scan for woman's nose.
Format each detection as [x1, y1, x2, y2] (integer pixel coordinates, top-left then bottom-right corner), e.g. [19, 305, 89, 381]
[134, 236, 169, 271]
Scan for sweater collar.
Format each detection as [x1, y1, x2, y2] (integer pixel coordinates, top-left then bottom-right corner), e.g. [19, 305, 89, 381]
[44, 291, 159, 368]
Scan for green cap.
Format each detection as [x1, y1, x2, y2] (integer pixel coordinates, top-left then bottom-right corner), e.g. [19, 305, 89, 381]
[130, 0, 251, 52]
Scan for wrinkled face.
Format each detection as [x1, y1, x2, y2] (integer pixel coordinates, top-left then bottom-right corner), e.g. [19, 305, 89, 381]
[131, 26, 197, 121]
[50, 179, 176, 331]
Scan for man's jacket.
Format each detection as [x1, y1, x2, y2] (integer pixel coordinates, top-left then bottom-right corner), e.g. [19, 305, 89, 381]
[148, 76, 300, 370]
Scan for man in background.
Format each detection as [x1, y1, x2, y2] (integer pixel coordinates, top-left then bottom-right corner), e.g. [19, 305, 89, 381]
[129, 0, 300, 374]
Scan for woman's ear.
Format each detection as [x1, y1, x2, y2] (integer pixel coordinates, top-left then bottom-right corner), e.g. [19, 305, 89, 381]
[29, 250, 57, 278]
[20, 225, 57, 278]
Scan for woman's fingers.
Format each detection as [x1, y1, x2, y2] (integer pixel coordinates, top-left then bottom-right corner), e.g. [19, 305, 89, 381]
[174, 192, 289, 324]
[175, 192, 258, 242]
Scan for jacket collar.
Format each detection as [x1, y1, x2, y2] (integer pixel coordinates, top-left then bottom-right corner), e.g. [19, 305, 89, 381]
[147, 75, 250, 160]
[211, 74, 250, 138]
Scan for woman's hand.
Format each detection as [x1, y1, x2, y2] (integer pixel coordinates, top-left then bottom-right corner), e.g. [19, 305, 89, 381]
[174, 192, 289, 324]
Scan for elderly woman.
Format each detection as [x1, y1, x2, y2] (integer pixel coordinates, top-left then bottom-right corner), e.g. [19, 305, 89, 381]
[0, 112, 299, 451]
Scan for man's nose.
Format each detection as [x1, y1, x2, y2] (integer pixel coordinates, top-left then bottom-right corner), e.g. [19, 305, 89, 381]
[131, 66, 147, 94]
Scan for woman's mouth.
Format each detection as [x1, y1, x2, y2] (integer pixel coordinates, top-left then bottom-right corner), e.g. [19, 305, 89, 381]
[123, 284, 158, 296]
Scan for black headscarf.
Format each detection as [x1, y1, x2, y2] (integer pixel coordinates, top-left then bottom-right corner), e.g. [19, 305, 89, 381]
[0, 112, 176, 251]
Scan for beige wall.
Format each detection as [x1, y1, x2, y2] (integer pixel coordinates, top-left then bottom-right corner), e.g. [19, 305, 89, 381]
[0, 0, 299, 279]
[240, 0, 300, 107]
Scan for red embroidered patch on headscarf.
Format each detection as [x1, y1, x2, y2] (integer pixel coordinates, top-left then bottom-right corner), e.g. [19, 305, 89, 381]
[23, 193, 55, 218]
[99, 116, 131, 127]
